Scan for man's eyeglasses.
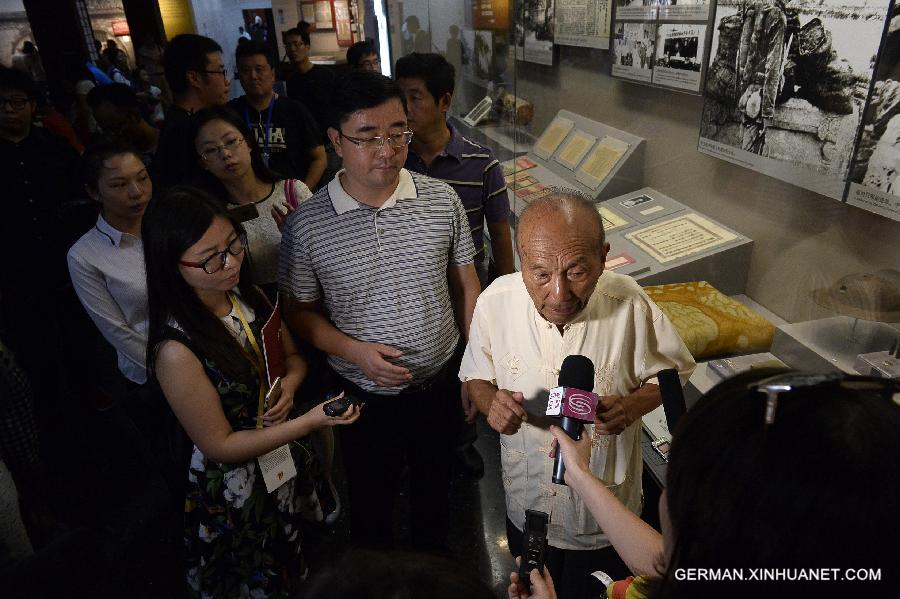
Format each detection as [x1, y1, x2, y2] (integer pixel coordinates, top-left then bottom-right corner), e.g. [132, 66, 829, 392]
[200, 137, 245, 162]
[199, 68, 229, 79]
[179, 233, 247, 274]
[339, 130, 413, 151]
[752, 372, 899, 425]
[0, 96, 30, 110]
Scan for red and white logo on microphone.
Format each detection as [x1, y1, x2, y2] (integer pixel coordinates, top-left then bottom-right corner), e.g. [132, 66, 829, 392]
[566, 392, 595, 418]
[546, 387, 599, 421]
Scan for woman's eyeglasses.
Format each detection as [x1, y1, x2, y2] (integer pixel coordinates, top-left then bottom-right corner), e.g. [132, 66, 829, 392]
[200, 137, 245, 162]
[179, 233, 247, 274]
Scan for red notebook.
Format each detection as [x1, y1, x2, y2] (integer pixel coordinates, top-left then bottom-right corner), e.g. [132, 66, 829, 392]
[261, 298, 287, 387]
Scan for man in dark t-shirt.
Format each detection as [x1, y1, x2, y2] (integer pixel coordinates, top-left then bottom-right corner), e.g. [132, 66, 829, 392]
[283, 26, 340, 188]
[283, 27, 336, 141]
[229, 41, 325, 189]
[152, 34, 230, 189]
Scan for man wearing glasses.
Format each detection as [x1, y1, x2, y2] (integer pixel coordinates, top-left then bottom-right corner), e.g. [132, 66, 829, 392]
[153, 34, 230, 189]
[0, 66, 89, 462]
[228, 41, 325, 190]
[278, 71, 481, 552]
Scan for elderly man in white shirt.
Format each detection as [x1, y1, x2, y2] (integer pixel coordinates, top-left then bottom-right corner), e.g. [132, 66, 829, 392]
[460, 191, 694, 599]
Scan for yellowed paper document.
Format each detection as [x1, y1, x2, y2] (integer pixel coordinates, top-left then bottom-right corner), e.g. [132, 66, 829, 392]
[556, 130, 596, 170]
[535, 117, 575, 159]
[625, 213, 738, 263]
[597, 206, 628, 231]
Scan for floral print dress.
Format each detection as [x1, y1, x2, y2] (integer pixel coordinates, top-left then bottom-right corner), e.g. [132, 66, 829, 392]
[164, 305, 321, 598]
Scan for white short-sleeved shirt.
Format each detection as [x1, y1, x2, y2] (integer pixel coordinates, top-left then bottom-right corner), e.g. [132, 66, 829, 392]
[228, 179, 310, 286]
[459, 271, 695, 550]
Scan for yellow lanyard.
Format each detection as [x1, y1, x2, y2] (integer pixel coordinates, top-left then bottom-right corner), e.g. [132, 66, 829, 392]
[228, 292, 267, 429]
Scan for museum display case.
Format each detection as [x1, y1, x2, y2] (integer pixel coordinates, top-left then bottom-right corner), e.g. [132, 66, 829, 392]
[384, 0, 900, 445]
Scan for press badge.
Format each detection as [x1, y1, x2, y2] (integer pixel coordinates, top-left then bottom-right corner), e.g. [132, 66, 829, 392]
[258, 444, 297, 493]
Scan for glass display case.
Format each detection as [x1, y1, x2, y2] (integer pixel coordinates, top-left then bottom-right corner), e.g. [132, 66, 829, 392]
[381, 0, 899, 348]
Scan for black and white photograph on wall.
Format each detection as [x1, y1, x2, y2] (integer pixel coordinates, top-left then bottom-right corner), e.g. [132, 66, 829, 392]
[611, 21, 658, 83]
[523, 0, 556, 64]
[657, 0, 712, 21]
[846, 3, 900, 221]
[616, 0, 659, 20]
[652, 23, 706, 91]
[699, 0, 891, 201]
[555, 0, 613, 49]
[513, 0, 527, 60]
[474, 30, 494, 80]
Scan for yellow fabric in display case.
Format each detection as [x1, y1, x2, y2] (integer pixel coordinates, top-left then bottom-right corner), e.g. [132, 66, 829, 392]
[642, 281, 775, 359]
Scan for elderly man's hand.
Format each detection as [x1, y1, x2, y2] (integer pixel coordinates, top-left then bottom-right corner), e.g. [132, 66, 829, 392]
[594, 394, 630, 435]
[488, 389, 528, 435]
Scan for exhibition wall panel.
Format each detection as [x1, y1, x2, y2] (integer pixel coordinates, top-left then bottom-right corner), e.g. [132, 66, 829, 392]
[388, 1, 900, 326]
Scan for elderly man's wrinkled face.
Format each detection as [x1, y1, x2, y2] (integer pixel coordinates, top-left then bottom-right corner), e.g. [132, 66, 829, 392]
[519, 213, 608, 326]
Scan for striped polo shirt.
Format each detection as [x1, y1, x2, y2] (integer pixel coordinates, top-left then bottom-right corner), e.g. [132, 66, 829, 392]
[278, 168, 476, 394]
[405, 123, 510, 266]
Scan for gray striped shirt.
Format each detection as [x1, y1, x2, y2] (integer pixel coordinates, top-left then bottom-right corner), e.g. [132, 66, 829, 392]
[278, 168, 476, 394]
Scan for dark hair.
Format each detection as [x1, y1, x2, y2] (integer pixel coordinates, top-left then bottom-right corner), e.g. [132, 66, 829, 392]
[82, 140, 145, 191]
[305, 550, 495, 599]
[659, 368, 900, 598]
[163, 34, 222, 95]
[235, 40, 275, 69]
[331, 71, 406, 129]
[86, 82, 140, 114]
[0, 66, 38, 100]
[283, 26, 310, 47]
[346, 40, 377, 68]
[188, 106, 280, 198]
[395, 53, 455, 102]
[144, 186, 268, 380]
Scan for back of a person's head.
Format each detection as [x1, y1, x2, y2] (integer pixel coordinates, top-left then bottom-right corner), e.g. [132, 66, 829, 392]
[395, 53, 455, 102]
[331, 71, 405, 130]
[660, 368, 899, 598]
[235, 39, 275, 69]
[347, 40, 377, 68]
[0, 66, 37, 99]
[163, 33, 222, 95]
[86, 82, 139, 113]
[304, 550, 494, 599]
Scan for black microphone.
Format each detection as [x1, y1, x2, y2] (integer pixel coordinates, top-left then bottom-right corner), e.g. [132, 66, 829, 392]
[547, 355, 598, 485]
[657, 368, 686, 432]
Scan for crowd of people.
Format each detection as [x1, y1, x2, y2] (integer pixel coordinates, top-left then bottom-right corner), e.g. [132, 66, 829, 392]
[1, 22, 897, 599]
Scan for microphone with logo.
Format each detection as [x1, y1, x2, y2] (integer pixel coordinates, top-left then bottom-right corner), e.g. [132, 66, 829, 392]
[546, 355, 600, 485]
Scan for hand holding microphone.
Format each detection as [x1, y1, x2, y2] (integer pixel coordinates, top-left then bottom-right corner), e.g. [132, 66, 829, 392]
[545, 355, 599, 485]
[548, 425, 593, 487]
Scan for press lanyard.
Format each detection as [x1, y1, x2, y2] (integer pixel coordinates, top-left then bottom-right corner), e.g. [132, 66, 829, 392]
[228, 292, 267, 429]
[245, 94, 275, 166]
